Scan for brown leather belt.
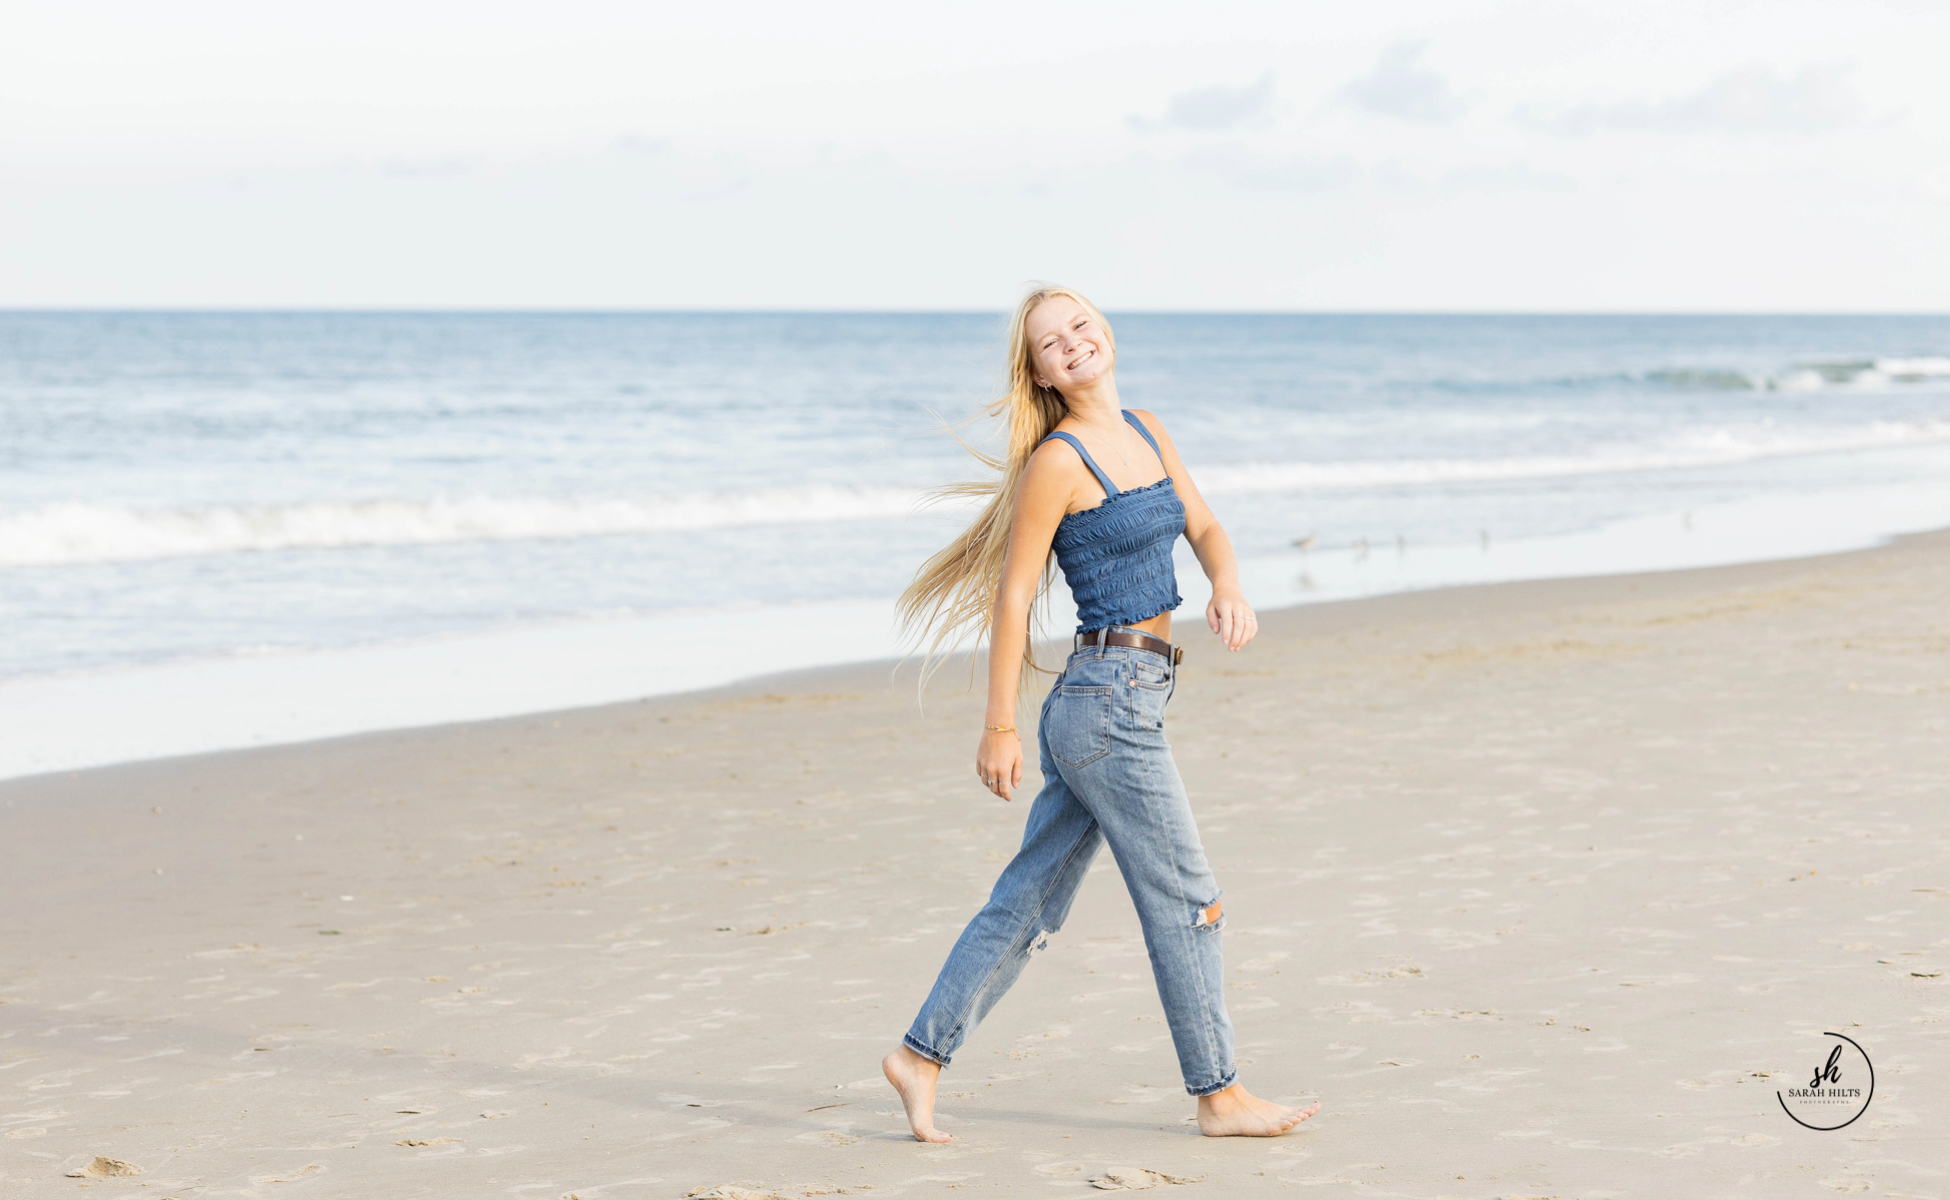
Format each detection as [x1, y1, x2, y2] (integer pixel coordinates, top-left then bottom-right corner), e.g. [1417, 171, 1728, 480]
[1076, 626, 1183, 665]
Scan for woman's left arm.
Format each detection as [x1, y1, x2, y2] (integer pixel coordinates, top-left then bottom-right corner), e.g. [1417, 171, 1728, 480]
[1131, 410, 1258, 652]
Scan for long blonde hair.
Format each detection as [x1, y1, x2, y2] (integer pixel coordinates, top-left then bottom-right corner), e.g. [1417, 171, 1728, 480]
[897, 284, 1116, 689]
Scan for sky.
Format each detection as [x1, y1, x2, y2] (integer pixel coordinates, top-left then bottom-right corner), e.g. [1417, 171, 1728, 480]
[3, 0, 1948, 311]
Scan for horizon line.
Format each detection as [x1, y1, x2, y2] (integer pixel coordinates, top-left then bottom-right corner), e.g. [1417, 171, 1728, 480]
[3, 307, 1949, 318]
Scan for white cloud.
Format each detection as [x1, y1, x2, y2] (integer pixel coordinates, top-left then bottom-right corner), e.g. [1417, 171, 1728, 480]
[1339, 41, 1467, 124]
[1129, 72, 1276, 133]
[2, 1, 1948, 309]
[1516, 63, 1866, 136]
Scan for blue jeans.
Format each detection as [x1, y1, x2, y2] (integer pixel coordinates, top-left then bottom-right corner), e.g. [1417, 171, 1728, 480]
[902, 641, 1237, 1096]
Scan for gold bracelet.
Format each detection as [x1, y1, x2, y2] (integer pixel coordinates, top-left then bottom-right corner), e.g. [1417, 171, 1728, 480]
[984, 724, 1017, 734]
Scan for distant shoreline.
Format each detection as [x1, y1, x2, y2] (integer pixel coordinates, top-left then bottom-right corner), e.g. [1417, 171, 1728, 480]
[6, 512, 1946, 785]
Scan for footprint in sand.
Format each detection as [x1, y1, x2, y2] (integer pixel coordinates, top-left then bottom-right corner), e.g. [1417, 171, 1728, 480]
[1087, 1167, 1198, 1190]
[1031, 1162, 1085, 1177]
[64, 1158, 142, 1179]
[248, 1165, 324, 1185]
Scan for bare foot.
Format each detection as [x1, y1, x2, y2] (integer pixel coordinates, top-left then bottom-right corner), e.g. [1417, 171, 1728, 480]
[1195, 1084, 1319, 1137]
[882, 1044, 951, 1143]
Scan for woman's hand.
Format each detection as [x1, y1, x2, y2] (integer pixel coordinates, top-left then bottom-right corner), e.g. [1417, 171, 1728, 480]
[975, 729, 1023, 801]
[1207, 591, 1259, 652]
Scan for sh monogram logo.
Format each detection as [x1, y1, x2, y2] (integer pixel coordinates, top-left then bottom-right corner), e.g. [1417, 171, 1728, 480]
[1778, 1032, 1874, 1131]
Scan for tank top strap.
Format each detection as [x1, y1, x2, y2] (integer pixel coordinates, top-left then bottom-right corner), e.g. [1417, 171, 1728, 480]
[1040, 431, 1119, 498]
[1121, 410, 1166, 466]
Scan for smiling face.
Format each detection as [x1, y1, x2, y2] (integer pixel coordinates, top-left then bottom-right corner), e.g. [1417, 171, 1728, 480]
[1026, 297, 1113, 393]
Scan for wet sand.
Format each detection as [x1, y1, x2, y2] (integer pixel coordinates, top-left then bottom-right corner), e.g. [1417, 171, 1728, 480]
[3, 533, 1948, 1198]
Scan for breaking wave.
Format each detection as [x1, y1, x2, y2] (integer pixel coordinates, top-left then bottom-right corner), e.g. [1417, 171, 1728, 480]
[7, 418, 1950, 566]
[1197, 418, 1950, 494]
[1647, 356, 1950, 391]
[0, 486, 930, 567]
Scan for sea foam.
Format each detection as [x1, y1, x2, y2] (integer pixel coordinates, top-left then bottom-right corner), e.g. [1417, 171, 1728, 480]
[1654, 357, 1950, 391]
[0, 486, 926, 566]
[7, 418, 1950, 566]
[1195, 418, 1950, 493]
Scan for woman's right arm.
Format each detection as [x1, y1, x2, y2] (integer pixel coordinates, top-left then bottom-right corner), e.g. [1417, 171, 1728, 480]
[975, 448, 1072, 802]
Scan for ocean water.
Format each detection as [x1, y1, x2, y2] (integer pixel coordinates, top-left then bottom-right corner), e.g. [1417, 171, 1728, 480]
[5, 312, 1950, 775]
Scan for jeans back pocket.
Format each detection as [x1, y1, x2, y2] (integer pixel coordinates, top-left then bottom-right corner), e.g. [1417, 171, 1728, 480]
[1127, 661, 1173, 730]
[1047, 684, 1113, 768]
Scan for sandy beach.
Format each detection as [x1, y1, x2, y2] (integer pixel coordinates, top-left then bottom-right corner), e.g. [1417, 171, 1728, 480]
[3, 535, 1947, 1199]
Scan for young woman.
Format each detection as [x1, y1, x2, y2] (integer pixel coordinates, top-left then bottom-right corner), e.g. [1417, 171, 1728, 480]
[882, 286, 1320, 1141]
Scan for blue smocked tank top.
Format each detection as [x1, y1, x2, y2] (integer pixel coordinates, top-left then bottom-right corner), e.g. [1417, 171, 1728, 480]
[1041, 411, 1186, 632]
